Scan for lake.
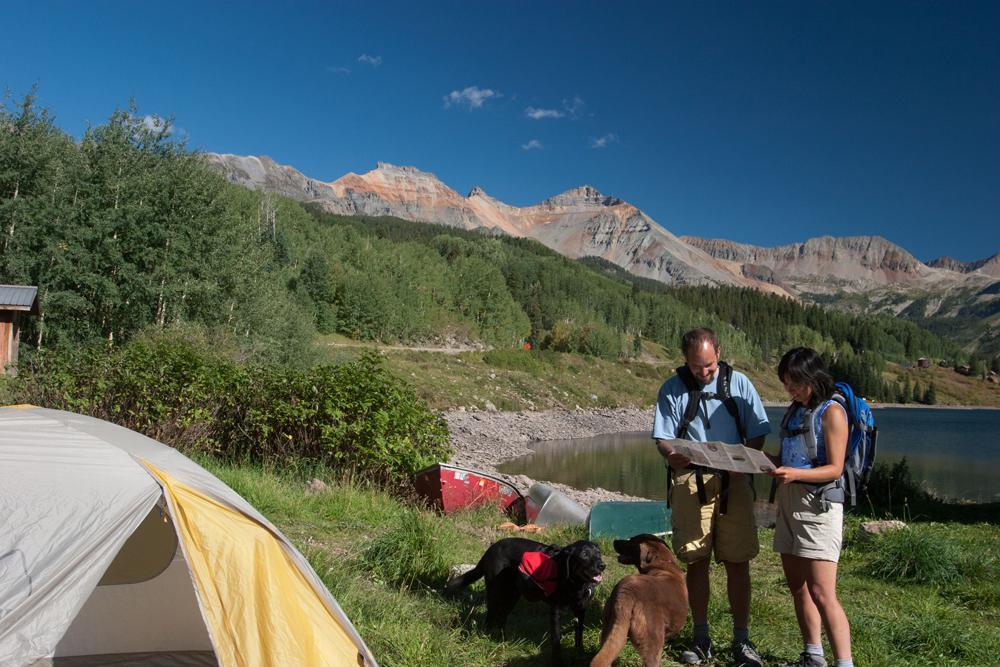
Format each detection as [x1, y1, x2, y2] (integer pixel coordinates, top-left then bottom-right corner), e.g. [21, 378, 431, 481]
[497, 407, 1000, 504]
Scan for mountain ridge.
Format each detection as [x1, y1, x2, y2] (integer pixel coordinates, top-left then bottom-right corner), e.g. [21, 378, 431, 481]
[205, 153, 792, 296]
[204, 153, 997, 311]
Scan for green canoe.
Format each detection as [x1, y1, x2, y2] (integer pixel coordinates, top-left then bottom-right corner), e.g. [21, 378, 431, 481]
[588, 500, 672, 541]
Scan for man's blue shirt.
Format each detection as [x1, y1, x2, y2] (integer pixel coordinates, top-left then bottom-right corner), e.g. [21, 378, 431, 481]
[652, 367, 771, 444]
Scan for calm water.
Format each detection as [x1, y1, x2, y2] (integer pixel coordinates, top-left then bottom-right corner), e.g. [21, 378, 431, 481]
[498, 407, 1000, 504]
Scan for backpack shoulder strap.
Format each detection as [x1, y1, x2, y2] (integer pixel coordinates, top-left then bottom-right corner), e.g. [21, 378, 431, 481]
[674, 365, 702, 439]
[716, 362, 747, 444]
[833, 382, 857, 426]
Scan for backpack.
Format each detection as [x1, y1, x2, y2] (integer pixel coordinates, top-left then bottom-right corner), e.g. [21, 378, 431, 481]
[775, 381, 878, 506]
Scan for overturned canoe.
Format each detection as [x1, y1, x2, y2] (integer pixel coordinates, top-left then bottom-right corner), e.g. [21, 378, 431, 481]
[588, 500, 672, 540]
[414, 463, 527, 523]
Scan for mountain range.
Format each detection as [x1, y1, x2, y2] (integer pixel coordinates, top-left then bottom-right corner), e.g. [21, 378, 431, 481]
[205, 153, 1000, 353]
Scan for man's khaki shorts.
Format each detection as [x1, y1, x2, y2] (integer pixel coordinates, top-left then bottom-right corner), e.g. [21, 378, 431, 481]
[772, 482, 843, 562]
[669, 468, 759, 564]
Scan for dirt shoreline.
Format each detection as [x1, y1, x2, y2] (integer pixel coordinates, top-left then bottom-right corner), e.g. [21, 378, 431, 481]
[444, 406, 654, 510]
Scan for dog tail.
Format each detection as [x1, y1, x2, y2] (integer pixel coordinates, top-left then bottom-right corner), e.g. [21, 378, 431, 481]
[444, 564, 484, 593]
[589, 590, 635, 667]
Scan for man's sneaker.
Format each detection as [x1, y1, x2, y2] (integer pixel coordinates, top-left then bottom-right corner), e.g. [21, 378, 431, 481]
[679, 638, 712, 665]
[731, 638, 764, 667]
[779, 651, 828, 667]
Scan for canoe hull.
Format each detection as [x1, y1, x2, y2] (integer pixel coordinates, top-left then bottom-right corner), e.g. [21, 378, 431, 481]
[414, 463, 526, 523]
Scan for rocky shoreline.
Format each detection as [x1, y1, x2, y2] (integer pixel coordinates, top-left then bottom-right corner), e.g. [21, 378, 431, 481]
[444, 406, 653, 509]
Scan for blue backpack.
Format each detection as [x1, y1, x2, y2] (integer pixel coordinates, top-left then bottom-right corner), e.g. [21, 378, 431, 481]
[775, 382, 878, 506]
[833, 382, 878, 506]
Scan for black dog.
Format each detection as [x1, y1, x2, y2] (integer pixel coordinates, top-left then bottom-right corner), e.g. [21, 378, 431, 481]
[445, 537, 605, 665]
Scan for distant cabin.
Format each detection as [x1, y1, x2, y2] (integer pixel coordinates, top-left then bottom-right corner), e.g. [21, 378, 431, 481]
[0, 285, 38, 374]
[917, 357, 930, 369]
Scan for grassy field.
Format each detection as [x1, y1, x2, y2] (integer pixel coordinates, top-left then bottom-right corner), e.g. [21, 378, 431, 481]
[203, 459, 1000, 667]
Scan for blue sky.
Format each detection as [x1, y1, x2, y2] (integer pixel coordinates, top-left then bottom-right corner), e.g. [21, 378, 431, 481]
[3, 1, 998, 262]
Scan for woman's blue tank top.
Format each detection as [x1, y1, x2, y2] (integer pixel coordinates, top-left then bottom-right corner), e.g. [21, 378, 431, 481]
[781, 400, 834, 469]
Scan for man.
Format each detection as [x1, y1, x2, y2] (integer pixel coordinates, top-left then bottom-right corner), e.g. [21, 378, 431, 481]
[653, 328, 770, 667]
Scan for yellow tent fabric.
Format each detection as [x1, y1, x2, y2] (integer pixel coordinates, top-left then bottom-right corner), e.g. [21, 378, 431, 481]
[145, 463, 363, 667]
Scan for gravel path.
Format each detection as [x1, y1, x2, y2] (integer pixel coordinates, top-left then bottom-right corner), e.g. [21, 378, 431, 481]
[444, 407, 654, 509]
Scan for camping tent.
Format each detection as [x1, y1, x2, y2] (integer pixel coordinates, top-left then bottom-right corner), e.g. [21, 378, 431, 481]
[0, 405, 379, 667]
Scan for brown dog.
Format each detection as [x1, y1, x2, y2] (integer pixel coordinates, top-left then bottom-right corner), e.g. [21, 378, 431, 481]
[590, 534, 688, 667]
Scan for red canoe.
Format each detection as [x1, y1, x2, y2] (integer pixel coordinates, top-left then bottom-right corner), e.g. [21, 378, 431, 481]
[414, 463, 529, 523]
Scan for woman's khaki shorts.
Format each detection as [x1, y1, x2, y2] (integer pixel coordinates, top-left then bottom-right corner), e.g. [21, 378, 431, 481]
[669, 469, 759, 564]
[772, 482, 844, 562]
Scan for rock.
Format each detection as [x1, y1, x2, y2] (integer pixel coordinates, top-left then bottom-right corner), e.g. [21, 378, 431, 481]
[857, 519, 907, 541]
[305, 478, 328, 495]
[448, 564, 477, 579]
[484, 400, 497, 411]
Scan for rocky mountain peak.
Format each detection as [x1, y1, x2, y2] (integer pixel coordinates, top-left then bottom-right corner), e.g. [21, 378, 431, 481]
[542, 185, 623, 208]
[928, 252, 1000, 277]
[927, 256, 971, 272]
[374, 162, 421, 174]
[467, 185, 489, 198]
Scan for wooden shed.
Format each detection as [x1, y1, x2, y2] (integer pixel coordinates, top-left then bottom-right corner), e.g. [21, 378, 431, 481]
[0, 285, 38, 374]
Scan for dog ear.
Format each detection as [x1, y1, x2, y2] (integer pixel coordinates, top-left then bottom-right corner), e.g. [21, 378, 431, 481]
[640, 542, 656, 567]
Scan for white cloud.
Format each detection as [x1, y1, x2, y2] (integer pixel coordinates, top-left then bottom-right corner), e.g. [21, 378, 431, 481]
[525, 106, 565, 120]
[590, 133, 619, 148]
[443, 86, 501, 110]
[140, 114, 174, 136]
[327, 65, 351, 74]
[563, 95, 586, 117]
[521, 139, 544, 150]
[357, 54, 382, 67]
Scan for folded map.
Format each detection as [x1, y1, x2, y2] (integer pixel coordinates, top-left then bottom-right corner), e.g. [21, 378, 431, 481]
[663, 438, 776, 474]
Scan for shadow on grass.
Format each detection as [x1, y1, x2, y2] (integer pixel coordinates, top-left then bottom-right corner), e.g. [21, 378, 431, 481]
[449, 588, 606, 666]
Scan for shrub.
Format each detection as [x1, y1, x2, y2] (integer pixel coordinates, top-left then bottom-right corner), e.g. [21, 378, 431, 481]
[862, 458, 935, 515]
[11, 335, 450, 483]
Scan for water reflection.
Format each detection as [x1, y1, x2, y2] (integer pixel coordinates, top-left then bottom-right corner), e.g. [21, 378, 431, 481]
[497, 408, 1000, 503]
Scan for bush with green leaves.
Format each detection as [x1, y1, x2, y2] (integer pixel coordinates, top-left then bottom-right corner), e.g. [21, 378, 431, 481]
[12, 334, 449, 482]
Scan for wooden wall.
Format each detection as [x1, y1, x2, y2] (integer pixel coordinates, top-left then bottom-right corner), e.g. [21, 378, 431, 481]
[1, 311, 17, 373]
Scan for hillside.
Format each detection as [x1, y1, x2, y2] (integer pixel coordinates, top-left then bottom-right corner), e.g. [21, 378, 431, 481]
[206, 152, 999, 356]
[206, 154, 789, 294]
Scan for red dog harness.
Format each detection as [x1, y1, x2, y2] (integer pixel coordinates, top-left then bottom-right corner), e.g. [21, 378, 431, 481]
[518, 551, 559, 597]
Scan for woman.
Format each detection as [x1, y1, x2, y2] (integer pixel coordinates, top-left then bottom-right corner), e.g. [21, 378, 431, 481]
[769, 347, 854, 667]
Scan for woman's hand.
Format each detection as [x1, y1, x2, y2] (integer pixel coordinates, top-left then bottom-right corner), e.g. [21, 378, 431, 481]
[768, 466, 802, 485]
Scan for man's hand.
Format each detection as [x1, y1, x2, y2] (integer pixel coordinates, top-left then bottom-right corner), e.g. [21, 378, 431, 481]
[656, 439, 691, 470]
[666, 451, 692, 470]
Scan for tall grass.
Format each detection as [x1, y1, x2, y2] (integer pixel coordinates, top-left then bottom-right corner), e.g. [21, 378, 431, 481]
[861, 526, 962, 584]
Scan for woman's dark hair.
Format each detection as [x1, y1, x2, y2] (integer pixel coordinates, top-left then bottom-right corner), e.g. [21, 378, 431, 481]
[777, 347, 834, 407]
